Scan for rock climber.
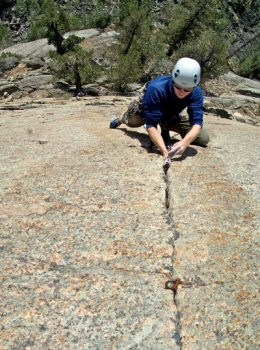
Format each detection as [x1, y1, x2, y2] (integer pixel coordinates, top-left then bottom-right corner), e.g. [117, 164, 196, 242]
[109, 57, 209, 169]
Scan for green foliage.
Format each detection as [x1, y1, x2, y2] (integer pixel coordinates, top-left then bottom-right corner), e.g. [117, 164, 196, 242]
[41, 0, 70, 36]
[239, 43, 260, 80]
[107, 1, 165, 90]
[116, 0, 154, 24]
[15, 0, 46, 41]
[208, 4, 232, 34]
[108, 52, 143, 91]
[26, 22, 47, 41]
[0, 52, 23, 60]
[225, 0, 260, 29]
[37, 1, 92, 92]
[49, 47, 102, 85]
[15, 0, 41, 17]
[62, 35, 84, 53]
[159, 1, 197, 56]
[5, 0, 258, 89]
[86, 0, 114, 29]
[175, 29, 229, 80]
[15, 0, 44, 41]
[160, 0, 231, 57]
[0, 23, 13, 50]
[38, 0, 72, 54]
[15, 0, 84, 42]
[153, 0, 232, 80]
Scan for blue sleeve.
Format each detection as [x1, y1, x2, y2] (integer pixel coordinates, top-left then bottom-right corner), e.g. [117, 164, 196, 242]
[187, 88, 204, 127]
[142, 86, 164, 129]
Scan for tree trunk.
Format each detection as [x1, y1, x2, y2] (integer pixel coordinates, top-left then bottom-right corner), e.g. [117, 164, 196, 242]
[73, 62, 83, 96]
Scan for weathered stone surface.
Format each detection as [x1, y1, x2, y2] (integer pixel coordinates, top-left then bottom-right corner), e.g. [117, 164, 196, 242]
[82, 83, 100, 96]
[0, 82, 19, 96]
[0, 56, 19, 76]
[94, 31, 119, 41]
[1, 38, 55, 58]
[0, 96, 259, 349]
[63, 29, 101, 40]
[0, 96, 178, 350]
[234, 85, 260, 98]
[18, 73, 53, 91]
[223, 72, 260, 89]
[22, 57, 46, 69]
[0, 29, 101, 58]
[167, 115, 260, 349]
[204, 75, 260, 127]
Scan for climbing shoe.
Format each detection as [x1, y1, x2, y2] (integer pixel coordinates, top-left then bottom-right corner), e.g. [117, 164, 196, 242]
[109, 118, 121, 128]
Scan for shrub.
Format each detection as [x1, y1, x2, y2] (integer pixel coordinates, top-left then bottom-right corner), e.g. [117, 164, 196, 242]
[108, 53, 143, 91]
[175, 29, 230, 81]
[15, 0, 41, 17]
[26, 22, 47, 41]
[0, 23, 13, 50]
[86, 3, 112, 29]
[49, 47, 102, 86]
[0, 52, 23, 60]
[239, 44, 260, 80]
[106, 1, 165, 90]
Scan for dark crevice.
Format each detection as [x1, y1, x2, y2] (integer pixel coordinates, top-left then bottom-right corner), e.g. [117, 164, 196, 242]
[164, 171, 183, 349]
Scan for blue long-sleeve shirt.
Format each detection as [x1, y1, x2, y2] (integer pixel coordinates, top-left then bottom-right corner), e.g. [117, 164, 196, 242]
[142, 75, 204, 129]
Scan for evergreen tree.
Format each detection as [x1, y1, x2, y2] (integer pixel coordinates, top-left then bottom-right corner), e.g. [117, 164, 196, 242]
[40, 0, 101, 94]
[158, 0, 231, 79]
[106, 0, 164, 90]
[86, 0, 116, 28]
[49, 47, 101, 95]
[0, 23, 12, 50]
[239, 42, 260, 80]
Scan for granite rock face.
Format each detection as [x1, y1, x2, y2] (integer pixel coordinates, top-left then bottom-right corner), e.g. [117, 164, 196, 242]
[0, 97, 178, 350]
[0, 96, 259, 349]
[167, 115, 260, 349]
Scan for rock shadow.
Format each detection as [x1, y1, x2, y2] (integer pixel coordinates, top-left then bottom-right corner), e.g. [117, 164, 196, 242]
[114, 127, 199, 160]
[171, 146, 198, 162]
[116, 127, 159, 154]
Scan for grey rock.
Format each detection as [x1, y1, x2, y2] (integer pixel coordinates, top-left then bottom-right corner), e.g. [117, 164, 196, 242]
[54, 80, 70, 88]
[94, 30, 119, 41]
[21, 57, 45, 69]
[0, 82, 19, 96]
[233, 112, 246, 123]
[0, 38, 54, 58]
[204, 75, 260, 127]
[234, 84, 260, 98]
[0, 30, 101, 58]
[83, 83, 100, 96]
[224, 72, 260, 90]
[18, 74, 53, 90]
[0, 56, 19, 75]
[63, 28, 100, 39]
[126, 83, 142, 92]
[0, 97, 259, 349]
[204, 105, 233, 120]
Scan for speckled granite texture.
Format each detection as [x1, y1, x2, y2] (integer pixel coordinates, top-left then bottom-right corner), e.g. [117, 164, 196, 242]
[0, 96, 259, 349]
[168, 116, 260, 350]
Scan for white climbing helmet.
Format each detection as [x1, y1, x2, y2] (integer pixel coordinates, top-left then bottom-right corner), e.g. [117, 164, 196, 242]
[172, 57, 201, 87]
